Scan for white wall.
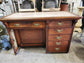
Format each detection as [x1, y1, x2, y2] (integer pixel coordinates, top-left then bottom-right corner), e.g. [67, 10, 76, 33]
[67, 0, 81, 14]
[0, 0, 82, 15]
[0, 0, 14, 16]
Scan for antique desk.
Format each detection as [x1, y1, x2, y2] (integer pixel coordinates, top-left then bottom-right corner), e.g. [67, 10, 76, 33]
[0, 11, 81, 54]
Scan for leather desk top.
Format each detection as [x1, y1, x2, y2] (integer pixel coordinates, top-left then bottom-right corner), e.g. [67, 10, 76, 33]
[0, 11, 81, 21]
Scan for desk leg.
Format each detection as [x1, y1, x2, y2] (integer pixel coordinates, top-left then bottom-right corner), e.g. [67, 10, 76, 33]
[46, 21, 49, 53]
[8, 29, 19, 55]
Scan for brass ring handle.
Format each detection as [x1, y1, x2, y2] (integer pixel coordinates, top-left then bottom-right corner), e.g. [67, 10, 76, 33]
[34, 24, 40, 26]
[14, 24, 20, 26]
[56, 36, 62, 40]
[57, 29, 63, 33]
[58, 22, 63, 26]
[56, 42, 61, 45]
[0, 28, 3, 33]
[55, 48, 60, 51]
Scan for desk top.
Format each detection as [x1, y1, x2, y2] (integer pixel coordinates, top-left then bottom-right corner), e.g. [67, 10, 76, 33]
[0, 11, 81, 21]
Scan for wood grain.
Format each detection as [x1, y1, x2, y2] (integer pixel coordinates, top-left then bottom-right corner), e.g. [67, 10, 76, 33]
[19, 29, 45, 44]
[49, 28, 72, 35]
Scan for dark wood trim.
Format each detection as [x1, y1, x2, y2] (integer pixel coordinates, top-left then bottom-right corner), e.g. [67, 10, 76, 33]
[7, 29, 19, 55]
[7, 27, 45, 29]
[67, 20, 77, 52]
[46, 21, 49, 53]
[4, 22, 9, 27]
[3, 22, 19, 55]
[20, 44, 45, 47]
[14, 30, 21, 46]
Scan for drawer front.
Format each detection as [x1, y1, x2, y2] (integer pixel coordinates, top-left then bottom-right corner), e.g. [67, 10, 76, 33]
[48, 21, 72, 27]
[49, 35, 71, 41]
[48, 46, 68, 52]
[8, 22, 45, 28]
[49, 28, 72, 35]
[48, 41, 69, 47]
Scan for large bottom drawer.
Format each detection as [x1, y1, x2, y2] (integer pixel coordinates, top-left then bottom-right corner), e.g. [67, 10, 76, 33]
[47, 46, 68, 53]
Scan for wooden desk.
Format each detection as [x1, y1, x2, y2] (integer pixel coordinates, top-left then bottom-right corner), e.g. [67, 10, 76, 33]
[0, 11, 81, 54]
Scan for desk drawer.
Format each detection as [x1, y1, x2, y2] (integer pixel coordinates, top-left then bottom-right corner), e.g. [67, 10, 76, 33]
[49, 28, 72, 35]
[48, 46, 68, 52]
[8, 22, 45, 28]
[48, 41, 69, 47]
[48, 21, 72, 27]
[49, 35, 71, 41]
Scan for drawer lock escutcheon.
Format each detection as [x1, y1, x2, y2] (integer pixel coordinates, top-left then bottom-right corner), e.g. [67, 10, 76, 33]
[14, 24, 20, 27]
[55, 48, 60, 51]
[56, 42, 61, 45]
[57, 29, 63, 33]
[34, 24, 40, 26]
[58, 22, 63, 26]
[56, 36, 62, 40]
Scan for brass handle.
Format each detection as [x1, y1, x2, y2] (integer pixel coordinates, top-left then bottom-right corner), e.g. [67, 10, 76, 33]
[14, 24, 20, 26]
[34, 24, 40, 26]
[55, 48, 60, 51]
[57, 29, 63, 33]
[56, 36, 62, 40]
[56, 42, 61, 45]
[58, 22, 63, 26]
[0, 28, 3, 33]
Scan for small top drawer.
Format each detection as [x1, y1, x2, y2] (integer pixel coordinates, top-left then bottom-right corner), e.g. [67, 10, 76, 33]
[47, 46, 68, 53]
[8, 22, 45, 28]
[48, 21, 72, 28]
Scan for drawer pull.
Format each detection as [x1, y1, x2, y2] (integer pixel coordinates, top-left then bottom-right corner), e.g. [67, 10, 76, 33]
[0, 28, 3, 33]
[57, 29, 63, 33]
[55, 48, 60, 51]
[56, 36, 62, 39]
[58, 22, 63, 26]
[34, 24, 40, 26]
[14, 24, 20, 26]
[56, 42, 61, 45]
